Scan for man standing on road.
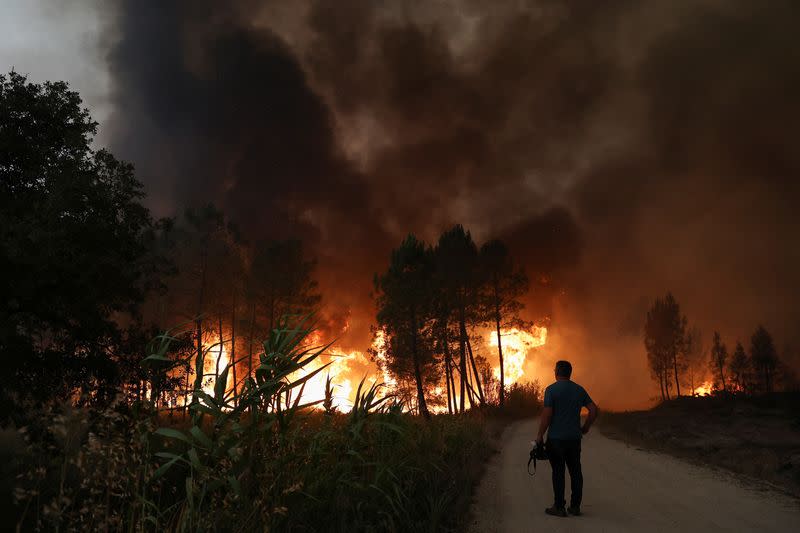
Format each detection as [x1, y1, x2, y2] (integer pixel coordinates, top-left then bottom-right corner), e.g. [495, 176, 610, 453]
[535, 360, 599, 517]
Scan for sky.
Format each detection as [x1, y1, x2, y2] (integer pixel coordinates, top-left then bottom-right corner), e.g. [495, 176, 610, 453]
[3, 0, 799, 408]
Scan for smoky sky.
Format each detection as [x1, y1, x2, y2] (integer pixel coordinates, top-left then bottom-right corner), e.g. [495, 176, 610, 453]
[103, 0, 800, 407]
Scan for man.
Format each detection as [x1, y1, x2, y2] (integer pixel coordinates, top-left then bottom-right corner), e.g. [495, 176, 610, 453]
[535, 360, 598, 517]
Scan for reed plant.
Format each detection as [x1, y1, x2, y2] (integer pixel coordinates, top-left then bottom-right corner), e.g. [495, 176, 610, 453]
[10, 317, 492, 532]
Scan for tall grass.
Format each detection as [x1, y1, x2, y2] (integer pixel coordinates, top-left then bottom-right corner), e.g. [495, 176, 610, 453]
[10, 317, 492, 532]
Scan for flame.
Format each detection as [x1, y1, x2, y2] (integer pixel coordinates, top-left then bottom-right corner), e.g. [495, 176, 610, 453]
[371, 329, 397, 388]
[488, 326, 547, 385]
[693, 381, 714, 396]
[202, 337, 232, 399]
[286, 347, 370, 411]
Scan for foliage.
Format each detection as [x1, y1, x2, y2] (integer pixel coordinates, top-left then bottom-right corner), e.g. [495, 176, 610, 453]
[502, 381, 543, 419]
[9, 320, 491, 531]
[373, 235, 435, 418]
[0, 71, 158, 416]
[750, 325, 779, 393]
[728, 342, 750, 393]
[710, 331, 728, 392]
[479, 239, 529, 407]
[644, 292, 687, 400]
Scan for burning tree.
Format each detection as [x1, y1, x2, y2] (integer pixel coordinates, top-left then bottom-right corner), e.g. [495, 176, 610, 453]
[684, 326, 706, 394]
[644, 292, 687, 400]
[373, 235, 435, 419]
[479, 239, 529, 408]
[434, 226, 486, 412]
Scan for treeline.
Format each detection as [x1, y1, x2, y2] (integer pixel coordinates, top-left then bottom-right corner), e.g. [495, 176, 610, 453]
[0, 72, 321, 420]
[644, 292, 795, 400]
[373, 228, 531, 418]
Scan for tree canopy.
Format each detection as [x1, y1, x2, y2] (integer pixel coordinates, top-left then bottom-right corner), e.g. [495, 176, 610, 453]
[1, 72, 155, 408]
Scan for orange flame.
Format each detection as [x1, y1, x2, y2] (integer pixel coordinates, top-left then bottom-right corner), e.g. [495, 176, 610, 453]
[693, 381, 714, 396]
[488, 326, 548, 385]
[200, 337, 234, 400]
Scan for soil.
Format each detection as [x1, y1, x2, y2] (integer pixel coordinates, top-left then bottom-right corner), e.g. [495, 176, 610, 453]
[598, 393, 800, 497]
[468, 417, 800, 532]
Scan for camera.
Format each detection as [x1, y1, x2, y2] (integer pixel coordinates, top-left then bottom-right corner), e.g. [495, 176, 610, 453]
[530, 440, 548, 461]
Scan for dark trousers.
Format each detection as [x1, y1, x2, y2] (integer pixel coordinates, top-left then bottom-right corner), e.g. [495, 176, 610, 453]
[547, 438, 582, 508]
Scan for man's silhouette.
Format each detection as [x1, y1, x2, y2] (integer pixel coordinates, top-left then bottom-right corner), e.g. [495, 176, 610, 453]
[535, 360, 599, 517]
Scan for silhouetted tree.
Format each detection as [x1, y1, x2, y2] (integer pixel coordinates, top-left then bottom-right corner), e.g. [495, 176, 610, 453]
[479, 239, 528, 407]
[434, 226, 485, 411]
[728, 341, 750, 393]
[374, 235, 434, 418]
[710, 331, 728, 392]
[684, 326, 705, 394]
[750, 325, 778, 393]
[250, 240, 321, 334]
[644, 293, 686, 400]
[0, 72, 155, 412]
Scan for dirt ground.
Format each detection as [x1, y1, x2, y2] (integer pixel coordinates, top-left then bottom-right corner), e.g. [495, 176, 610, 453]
[599, 394, 800, 497]
[468, 418, 800, 532]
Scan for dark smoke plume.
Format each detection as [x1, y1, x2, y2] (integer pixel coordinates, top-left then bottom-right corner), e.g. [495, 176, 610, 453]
[106, 0, 800, 408]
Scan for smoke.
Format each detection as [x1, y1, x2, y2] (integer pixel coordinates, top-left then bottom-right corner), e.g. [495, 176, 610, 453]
[104, 0, 800, 408]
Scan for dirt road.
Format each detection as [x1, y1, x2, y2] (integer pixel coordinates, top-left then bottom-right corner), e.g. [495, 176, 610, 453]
[468, 419, 799, 532]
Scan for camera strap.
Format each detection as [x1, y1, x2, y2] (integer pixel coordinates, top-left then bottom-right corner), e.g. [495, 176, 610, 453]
[527, 454, 537, 476]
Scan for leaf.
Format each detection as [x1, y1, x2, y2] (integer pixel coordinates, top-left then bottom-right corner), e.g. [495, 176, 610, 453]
[155, 427, 191, 444]
[187, 448, 202, 471]
[189, 426, 213, 449]
[228, 475, 242, 497]
[151, 456, 180, 480]
[215, 365, 230, 400]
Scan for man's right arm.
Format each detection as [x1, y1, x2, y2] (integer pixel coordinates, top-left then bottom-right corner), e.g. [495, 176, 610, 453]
[582, 402, 598, 434]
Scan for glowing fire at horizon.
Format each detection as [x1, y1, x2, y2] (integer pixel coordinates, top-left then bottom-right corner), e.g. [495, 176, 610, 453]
[488, 326, 548, 385]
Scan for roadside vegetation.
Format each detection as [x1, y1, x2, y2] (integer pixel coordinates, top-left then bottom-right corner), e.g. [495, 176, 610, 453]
[6, 318, 503, 531]
[1, 72, 544, 531]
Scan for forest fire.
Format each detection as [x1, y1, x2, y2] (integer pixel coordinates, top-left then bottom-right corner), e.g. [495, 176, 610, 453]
[488, 326, 548, 385]
[693, 381, 714, 396]
[202, 337, 233, 398]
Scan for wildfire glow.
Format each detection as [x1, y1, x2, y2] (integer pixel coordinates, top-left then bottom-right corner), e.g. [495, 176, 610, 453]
[286, 347, 371, 411]
[488, 326, 548, 385]
[693, 381, 713, 396]
[371, 329, 397, 388]
[201, 338, 233, 398]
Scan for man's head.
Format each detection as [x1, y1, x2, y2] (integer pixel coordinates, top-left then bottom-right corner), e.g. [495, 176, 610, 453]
[555, 360, 572, 380]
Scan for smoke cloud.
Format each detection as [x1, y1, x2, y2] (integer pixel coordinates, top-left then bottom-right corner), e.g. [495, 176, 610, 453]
[105, 0, 800, 408]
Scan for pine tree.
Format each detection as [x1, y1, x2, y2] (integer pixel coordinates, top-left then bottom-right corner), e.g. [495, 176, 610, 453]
[710, 331, 728, 392]
[750, 325, 779, 393]
[728, 342, 750, 393]
[479, 239, 528, 407]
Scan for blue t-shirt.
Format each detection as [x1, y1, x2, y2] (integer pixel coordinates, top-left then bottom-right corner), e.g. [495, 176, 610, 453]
[543, 380, 593, 440]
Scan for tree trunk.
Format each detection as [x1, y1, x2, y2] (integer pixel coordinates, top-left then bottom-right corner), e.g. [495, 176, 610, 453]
[442, 324, 453, 414]
[494, 299, 505, 407]
[216, 315, 225, 398]
[231, 291, 237, 405]
[458, 309, 467, 413]
[411, 308, 430, 419]
[248, 302, 256, 380]
[718, 361, 726, 392]
[672, 350, 681, 397]
[465, 334, 485, 406]
[191, 249, 208, 408]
